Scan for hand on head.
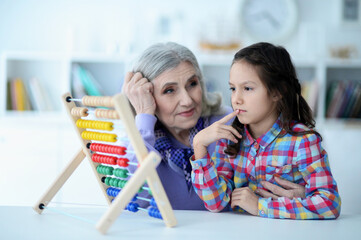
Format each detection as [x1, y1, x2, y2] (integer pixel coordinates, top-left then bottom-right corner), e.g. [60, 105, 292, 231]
[122, 72, 156, 115]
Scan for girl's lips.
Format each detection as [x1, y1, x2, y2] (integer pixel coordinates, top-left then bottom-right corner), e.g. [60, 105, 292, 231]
[178, 108, 195, 117]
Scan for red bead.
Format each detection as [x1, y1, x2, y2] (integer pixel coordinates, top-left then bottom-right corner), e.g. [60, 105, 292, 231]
[117, 158, 129, 167]
[90, 143, 126, 155]
[92, 153, 117, 165]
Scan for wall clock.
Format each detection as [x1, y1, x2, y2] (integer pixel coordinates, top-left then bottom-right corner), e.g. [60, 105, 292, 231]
[240, 0, 299, 43]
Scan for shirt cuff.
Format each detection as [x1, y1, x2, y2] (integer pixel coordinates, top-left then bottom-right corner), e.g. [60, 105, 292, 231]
[258, 198, 270, 217]
[190, 153, 211, 170]
[135, 113, 157, 130]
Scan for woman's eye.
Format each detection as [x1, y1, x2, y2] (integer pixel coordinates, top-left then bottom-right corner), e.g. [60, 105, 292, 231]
[163, 88, 174, 94]
[190, 80, 198, 87]
[229, 87, 235, 92]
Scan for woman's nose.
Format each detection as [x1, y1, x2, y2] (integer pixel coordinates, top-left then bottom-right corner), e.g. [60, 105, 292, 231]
[179, 90, 193, 106]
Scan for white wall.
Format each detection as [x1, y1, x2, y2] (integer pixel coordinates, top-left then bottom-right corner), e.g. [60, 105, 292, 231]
[0, 0, 360, 58]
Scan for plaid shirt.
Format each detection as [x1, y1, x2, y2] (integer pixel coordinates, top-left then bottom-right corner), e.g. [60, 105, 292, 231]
[191, 118, 341, 219]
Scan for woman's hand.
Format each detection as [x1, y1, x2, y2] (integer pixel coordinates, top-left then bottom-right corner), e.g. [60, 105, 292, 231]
[122, 72, 156, 115]
[231, 187, 259, 216]
[255, 177, 306, 199]
[193, 110, 242, 159]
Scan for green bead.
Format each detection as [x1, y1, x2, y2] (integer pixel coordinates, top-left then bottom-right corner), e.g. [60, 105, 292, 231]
[105, 177, 111, 186]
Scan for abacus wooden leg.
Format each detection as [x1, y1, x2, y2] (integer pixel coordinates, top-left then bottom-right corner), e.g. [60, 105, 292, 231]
[144, 169, 177, 228]
[33, 148, 86, 214]
[96, 151, 162, 234]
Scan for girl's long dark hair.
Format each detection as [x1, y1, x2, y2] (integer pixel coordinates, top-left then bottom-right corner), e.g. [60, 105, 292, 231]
[225, 42, 321, 157]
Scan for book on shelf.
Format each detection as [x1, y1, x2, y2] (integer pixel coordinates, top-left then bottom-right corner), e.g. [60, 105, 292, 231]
[301, 80, 318, 113]
[350, 84, 361, 118]
[343, 83, 360, 118]
[27, 77, 54, 111]
[326, 80, 361, 119]
[6, 77, 55, 112]
[71, 64, 103, 98]
[7, 78, 32, 111]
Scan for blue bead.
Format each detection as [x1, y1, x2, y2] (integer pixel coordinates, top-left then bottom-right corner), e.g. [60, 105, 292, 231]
[131, 194, 138, 202]
[150, 198, 157, 207]
[148, 207, 162, 219]
[127, 202, 139, 212]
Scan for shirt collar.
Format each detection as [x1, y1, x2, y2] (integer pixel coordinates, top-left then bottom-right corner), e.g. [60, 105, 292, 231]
[242, 116, 284, 148]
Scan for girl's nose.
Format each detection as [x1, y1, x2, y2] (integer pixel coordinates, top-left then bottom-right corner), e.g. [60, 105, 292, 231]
[232, 90, 243, 105]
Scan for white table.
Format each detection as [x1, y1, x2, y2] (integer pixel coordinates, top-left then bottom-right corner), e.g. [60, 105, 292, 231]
[1, 206, 360, 240]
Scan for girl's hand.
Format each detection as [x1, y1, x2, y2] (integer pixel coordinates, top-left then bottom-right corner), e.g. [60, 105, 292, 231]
[256, 177, 306, 199]
[122, 72, 156, 115]
[193, 110, 242, 159]
[231, 187, 259, 216]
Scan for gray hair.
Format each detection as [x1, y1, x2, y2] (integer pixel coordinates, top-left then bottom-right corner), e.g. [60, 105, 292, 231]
[132, 42, 222, 116]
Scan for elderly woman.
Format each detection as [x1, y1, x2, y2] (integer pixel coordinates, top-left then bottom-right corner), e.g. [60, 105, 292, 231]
[122, 42, 304, 210]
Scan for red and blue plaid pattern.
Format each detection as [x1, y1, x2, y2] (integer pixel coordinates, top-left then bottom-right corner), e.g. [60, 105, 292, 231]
[191, 118, 341, 219]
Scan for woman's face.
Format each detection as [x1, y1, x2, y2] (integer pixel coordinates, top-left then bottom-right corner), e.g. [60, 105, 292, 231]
[152, 61, 203, 134]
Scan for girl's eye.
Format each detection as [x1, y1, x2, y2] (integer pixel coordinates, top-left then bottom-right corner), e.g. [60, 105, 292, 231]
[229, 87, 235, 92]
[244, 87, 253, 91]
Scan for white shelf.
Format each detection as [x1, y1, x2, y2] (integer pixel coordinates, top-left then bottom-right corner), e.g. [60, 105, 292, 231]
[1, 51, 360, 124]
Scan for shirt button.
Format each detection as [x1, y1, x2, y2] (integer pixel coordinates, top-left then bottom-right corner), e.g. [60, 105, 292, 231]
[194, 163, 199, 168]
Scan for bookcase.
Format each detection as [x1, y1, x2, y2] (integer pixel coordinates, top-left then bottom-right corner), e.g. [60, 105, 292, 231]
[0, 51, 360, 206]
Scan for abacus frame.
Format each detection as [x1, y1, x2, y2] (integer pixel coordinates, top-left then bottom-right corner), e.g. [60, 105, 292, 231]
[33, 92, 177, 234]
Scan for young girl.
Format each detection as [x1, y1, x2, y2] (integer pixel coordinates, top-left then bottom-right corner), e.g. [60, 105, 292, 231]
[191, 42, 341, 219]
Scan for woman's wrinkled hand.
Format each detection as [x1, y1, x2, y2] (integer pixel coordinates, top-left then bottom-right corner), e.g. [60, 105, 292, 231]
[255, 177, 306, 200]
[122, 72, 156, 115]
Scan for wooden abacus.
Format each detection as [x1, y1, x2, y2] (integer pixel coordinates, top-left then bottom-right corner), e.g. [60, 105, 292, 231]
[33, 92, 177, 234]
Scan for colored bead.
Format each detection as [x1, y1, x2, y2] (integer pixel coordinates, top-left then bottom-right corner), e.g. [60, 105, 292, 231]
[81, 131, 117, 142]
[106, 187, 120, 197]
[117, 158, 129, 167]
[148, 207, 162, 219]
[71, 107, 89, 117]
[113, 168, 128, 179]
[94, 109, 119, 119]
[76, 119, 114, 131]
[126, 202, 139, 212]
[82, 95, 114, 108]
[118, 179, 127, 188]
[89, 143, 126, 155]
[131, 194, 138, 202]
[150, 198, 157, 207]
[92, 154, 117, 165]
[96, 165, 114, 175]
